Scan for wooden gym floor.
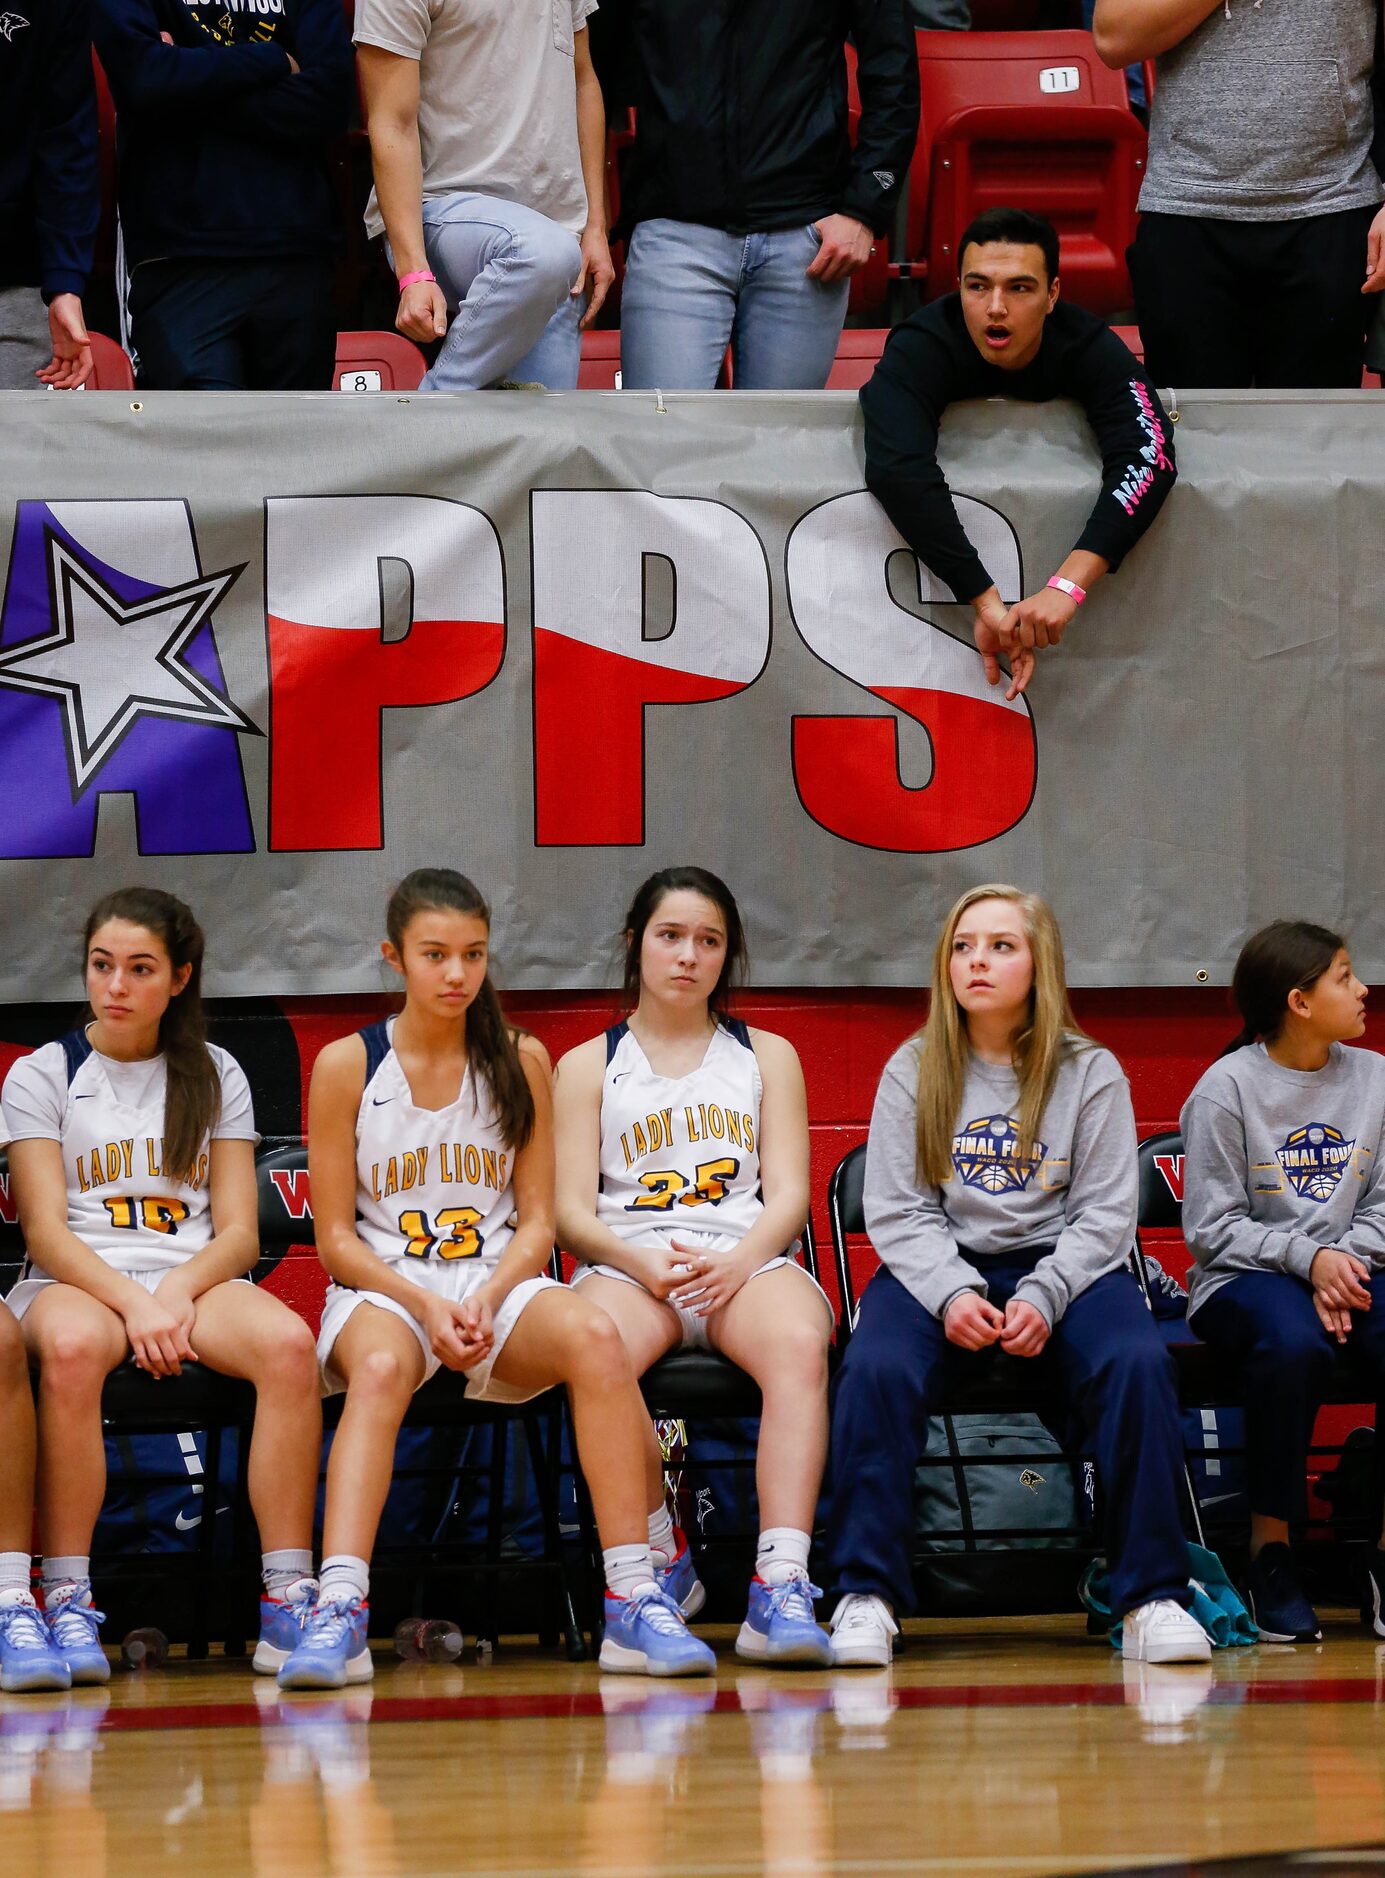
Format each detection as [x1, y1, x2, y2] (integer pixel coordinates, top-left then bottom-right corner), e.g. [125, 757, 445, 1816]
[8, 1610, 1385, 1878]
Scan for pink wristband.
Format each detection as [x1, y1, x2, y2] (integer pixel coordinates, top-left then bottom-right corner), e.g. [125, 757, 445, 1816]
[1046, 576, 1087, 605]
[397, 270, 437, 292]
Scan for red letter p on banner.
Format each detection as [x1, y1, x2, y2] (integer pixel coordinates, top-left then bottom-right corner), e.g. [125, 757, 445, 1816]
[531, 492, 770, 846]
[266, 496, 505, 850]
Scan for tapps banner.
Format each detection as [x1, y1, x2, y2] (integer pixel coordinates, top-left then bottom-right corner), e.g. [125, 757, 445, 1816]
[0, 387, 1381, 999]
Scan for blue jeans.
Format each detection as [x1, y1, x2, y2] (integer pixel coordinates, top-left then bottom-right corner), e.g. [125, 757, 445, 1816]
[619, 218, 850, 390]
[1190, 1271, 1385, 1524]
[826, 1261, 1192, 1620]
[408, 192, 584, 390]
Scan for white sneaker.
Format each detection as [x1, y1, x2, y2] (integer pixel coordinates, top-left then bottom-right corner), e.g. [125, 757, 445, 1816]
[828, 1594, 898, 1668]
[1121, 1599, 1212, 1664]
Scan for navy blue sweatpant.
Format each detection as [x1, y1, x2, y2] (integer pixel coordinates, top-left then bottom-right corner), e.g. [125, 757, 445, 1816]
[1190, 1270, 1385, 1524]
[826, 1257, 1192, 1619]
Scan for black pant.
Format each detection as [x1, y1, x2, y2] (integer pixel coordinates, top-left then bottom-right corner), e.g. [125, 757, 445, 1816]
[130, 256, 336, 391]
[1128, 206, 1376, 389]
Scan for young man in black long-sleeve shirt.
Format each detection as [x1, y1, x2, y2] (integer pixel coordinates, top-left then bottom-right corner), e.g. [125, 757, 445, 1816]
[861, 207, 1176, 698]
[94, 0, 353, 390]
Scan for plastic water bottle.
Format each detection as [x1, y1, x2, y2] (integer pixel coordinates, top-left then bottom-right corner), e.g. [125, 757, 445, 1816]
[121, 1627, 169, 1670]
[392, 1618, 464, 1664]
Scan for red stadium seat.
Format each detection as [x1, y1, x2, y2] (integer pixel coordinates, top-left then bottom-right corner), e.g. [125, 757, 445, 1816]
[84, 332, 136, 390]
[577, 331, 733, 390]
[1111, 324, 1144, 362]
[825, 329, 890, 389]
[842, 45, 891, 321]
[334, 331, 427, 391]
[578, 330, 623, 388]
[91, 54, 119, 306]
[907, 30, 1146, 316]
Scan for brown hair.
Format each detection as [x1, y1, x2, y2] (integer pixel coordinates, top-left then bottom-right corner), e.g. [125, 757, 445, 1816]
[1221, 920, 1345, 1056]
[385, 869, 534, 1150]
[914, 884, 1093, 1187]
[620, 866, 749, 1021]
[83, 887, 219, 1185]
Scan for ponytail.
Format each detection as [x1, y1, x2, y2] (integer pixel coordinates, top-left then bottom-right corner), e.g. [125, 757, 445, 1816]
[385, 869, 534, 1150]
[83, 888, 219, 1184]
[1220, 919, 1344, 1058]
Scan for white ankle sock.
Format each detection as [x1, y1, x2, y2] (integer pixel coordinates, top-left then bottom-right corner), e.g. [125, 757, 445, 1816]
[42, 1557, 91, 1605]
[647, 1504, 676, 1563]
[604, 1544, 657, 1601]
[0, 1552, 31, 1600]
[756, 1527, 811, 1586]
[318, 1555, 369, 1605]
[262, 1548, 316, 1600]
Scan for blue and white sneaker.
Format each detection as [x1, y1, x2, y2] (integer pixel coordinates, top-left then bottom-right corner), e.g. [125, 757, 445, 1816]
[735, 1576, 832, 1667]
[1245, 1543, 1321, 1644]
[277, 1597, 373, 1691]
[252, 1587, 317, 1675]
[0, 1596, 70, 1693]
[599, 1586, 717, 1678]
[655, 1532, 706, 1619]
[45, 1590, 110, 1686]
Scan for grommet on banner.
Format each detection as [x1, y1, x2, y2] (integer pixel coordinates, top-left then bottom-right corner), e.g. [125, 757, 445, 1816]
[1195, 969, 1209, 982]
[1166, 387, 1179, 422]
[130, 402, 142, 413]
[654, 389, 667, 415]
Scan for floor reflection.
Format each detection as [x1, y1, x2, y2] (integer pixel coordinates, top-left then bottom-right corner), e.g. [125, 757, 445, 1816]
[6, 1622, 1385, 1876]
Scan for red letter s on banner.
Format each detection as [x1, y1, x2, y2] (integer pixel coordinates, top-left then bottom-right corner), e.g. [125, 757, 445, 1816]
[266, 496, 505, 851]
[787, 494, 1036, 853]
[531, 492, 770, 846]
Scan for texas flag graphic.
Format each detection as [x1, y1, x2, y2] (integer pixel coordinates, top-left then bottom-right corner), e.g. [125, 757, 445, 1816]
[0, 501, 257, 857]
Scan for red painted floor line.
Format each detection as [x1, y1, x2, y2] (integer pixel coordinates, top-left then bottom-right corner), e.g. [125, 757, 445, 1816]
[81, 1674, 1385, 1734]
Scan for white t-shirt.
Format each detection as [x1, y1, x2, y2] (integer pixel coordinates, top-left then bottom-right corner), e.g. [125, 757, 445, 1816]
[354, 0, 598, 238]
[0, 1030, 257, 1275]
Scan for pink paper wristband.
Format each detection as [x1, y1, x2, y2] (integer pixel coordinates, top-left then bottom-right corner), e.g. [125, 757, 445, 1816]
[1046, 576, 1087, 605]
[397, 269, 437, 292]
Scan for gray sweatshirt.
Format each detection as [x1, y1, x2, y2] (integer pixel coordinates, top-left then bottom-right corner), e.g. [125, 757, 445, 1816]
[863, 1038, 1138, 1328]
[1141, 0, 1383, 221]
[1181, 1041, 1385, 1315]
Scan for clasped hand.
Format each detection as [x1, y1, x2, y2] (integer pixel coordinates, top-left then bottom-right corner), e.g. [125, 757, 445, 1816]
[634, 1239, 750, 1319]
[973, 587, 1079, 700]
[944, 1291, 1050, 1358]
[125, 1275, 199, 1378]
[1310, 1246, 1372, 1344]
[423, 1291, 495, 1371]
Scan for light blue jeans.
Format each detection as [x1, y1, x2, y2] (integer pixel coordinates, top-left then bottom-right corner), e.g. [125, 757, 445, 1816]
[409, 192, 584, 390]
[619, 218, 850, 390]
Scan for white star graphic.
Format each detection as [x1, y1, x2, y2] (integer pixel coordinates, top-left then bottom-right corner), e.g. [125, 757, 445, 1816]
[0, 530, 258, 792]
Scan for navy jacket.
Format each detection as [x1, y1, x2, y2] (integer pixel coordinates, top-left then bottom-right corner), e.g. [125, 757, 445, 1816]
[93, 0, 353, 268]
[605, 0, 919, 238]
[0, 1, 100, 300]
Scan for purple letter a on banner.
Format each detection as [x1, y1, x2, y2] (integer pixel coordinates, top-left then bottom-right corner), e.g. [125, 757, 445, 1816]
[0, 501, 256, 857]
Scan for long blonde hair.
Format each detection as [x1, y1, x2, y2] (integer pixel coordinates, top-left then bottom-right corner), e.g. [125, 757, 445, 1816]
[914, 884, 1093, 1186]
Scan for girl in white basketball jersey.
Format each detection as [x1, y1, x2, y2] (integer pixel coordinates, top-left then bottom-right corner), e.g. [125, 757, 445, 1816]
[279, 868, 713, 1688]
[555, 866, 835, 1666]
[1, 888, 322, 1685]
